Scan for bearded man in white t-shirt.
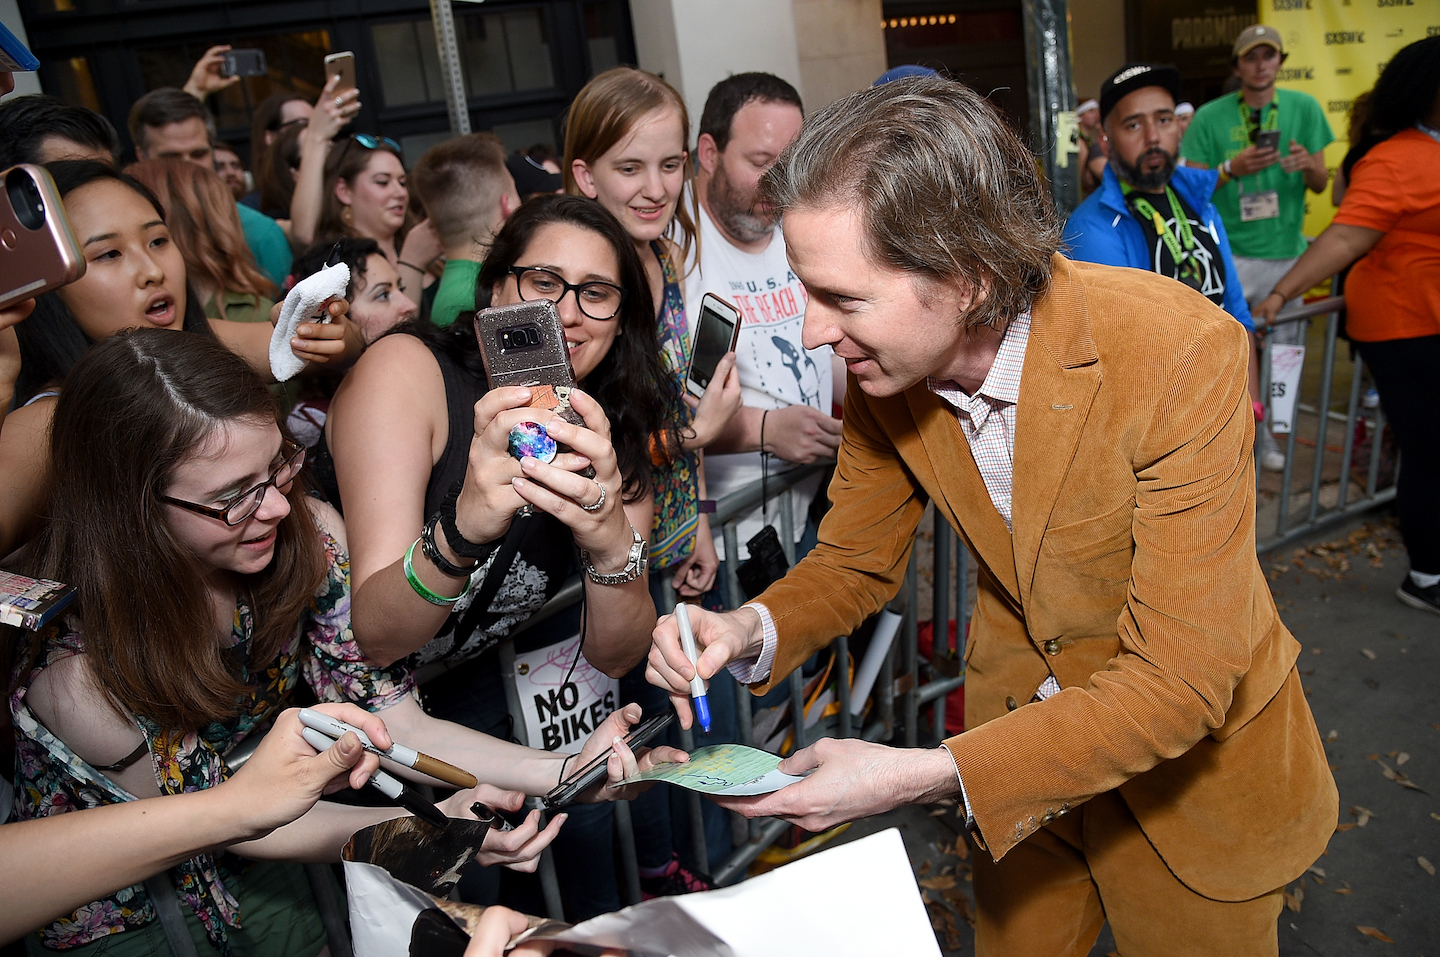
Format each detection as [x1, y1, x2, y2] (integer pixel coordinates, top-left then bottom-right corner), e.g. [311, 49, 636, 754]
[686, 73, 847, 570]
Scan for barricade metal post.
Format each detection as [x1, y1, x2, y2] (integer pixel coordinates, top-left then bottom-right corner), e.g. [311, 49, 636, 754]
[1335, 350, 1365, 509]
[1366, 403, 1385, 497]
[655, 572, 710, 877]
[499, 639, 565, 920]
[1307, 311, 1339, 523]
[902, 552, 919, 748]
[931, 515, 950, 738]
[955, 541, 969, 664]
[836, 633, 852, 738]
[612, 800, 642, 905]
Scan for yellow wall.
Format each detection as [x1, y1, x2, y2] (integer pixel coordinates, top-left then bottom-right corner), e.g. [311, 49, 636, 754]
[1262, 0, 1438, 235]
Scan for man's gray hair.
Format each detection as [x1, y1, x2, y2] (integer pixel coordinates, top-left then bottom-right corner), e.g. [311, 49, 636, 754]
[761, 77, 1060, 329]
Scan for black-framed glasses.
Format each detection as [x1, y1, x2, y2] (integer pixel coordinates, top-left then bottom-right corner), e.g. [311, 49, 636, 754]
[162, 441, 306, 526]
[509, 266, 627, 321]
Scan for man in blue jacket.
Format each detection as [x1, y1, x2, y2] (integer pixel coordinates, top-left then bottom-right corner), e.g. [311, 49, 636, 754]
[1064, 64, 1253, 334]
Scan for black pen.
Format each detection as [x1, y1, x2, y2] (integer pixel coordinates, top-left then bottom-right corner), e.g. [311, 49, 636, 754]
[301, 727, 449, 830]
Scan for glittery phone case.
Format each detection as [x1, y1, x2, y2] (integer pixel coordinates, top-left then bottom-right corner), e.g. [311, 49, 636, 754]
[474, 299, 583, 427]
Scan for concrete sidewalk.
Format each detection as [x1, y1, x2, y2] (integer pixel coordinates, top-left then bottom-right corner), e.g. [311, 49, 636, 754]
[826, 508, 1438, 955]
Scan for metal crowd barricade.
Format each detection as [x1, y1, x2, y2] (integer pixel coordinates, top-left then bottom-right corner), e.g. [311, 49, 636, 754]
[1254, 294, 1398, 554]
[495, 302, 1402, 910]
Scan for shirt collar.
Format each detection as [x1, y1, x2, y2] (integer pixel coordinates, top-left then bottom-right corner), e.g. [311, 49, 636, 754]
[927, 310, 1031, 407]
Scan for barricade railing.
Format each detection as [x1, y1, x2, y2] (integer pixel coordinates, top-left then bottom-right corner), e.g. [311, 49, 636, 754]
[1254, 294, 1398, 554]
[498, 302, 1401, 913]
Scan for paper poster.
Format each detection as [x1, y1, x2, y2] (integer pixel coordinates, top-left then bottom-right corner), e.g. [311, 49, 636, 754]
[621, 744, 808, 796]
[514, 633, 618, 754]
[1268, 345, 1305, 434]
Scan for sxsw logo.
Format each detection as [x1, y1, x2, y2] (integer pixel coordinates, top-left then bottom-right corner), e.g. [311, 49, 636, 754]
[1328, 100, 1354, 113]
[1272, 0, 1311, 8]
[1376, 0, 1413, 6]
[1325, 30, 1365, 43]
[1278, 67, 1315, 80]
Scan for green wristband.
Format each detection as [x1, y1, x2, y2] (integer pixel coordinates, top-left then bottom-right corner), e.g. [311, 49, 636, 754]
[403, 538, 471, 606]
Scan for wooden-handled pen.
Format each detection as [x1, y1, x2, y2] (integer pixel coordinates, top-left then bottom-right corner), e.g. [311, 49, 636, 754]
[297, 708, 478, 790]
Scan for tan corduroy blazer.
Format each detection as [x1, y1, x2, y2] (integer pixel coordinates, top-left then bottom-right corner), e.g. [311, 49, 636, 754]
[752, 255, 1337, 902]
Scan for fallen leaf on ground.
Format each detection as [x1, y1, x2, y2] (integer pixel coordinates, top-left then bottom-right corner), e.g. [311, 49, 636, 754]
[1334, 882, 1352, 895]
[1307, 865, 1326, 879]
[1326, 730, 1340, 742]
[920, 875, 958, 891]
[1351, 806, 1375, 827]
[1283, 884, 1304, 912]
[1367, 754, 1380, 761]
[1357, 926, 1394, 942]
[1431, 812, 1440, 822]
[954, 838, 969, 861]
[1377, 761, 1428, 793]
[1311, 648, 1323, 655]
[1419, 857, 1435, 876]
[1361, 648, 1377, 660]
[1335, 823, 1357, 832]
[929, 807, 949, 817]
[918, 860, 932, 875]
[1396, 752, 1410, 766]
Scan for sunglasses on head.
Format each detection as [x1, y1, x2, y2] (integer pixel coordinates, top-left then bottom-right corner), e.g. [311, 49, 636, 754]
[351, 133, 401, 154]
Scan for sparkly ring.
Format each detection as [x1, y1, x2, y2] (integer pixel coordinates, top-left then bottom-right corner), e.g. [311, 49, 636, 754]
[580, 480, 606, 513]
[333, 96, 344, 108]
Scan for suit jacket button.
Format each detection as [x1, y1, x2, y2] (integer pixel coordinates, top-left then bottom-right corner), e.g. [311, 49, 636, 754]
[1005, 695, 1018, 711]
[1044, 639, 1062, 655]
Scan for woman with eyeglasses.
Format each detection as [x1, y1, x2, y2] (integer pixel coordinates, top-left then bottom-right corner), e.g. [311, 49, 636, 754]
[327, 194, 677, 918]
[0, 161, 361, 560]
[3, 327, 681, 956]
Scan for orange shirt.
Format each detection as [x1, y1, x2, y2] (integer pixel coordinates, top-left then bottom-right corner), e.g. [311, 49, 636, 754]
[1332, 128, 1440, 342]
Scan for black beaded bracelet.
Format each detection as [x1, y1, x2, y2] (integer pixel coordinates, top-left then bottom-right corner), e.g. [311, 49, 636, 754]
[437, 479, 502, 562]
[421, 510, 479, 578]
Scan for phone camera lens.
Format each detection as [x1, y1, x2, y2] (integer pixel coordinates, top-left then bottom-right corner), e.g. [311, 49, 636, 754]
[5, 170, 47, 231]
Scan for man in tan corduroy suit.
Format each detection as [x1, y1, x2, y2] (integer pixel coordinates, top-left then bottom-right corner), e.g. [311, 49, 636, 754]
[646, 77, 1337, 956]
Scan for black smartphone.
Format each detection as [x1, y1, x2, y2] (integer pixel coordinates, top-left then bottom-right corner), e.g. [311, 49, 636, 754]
[685, 293, 743, 399]
[541, 711, 675, 809]
[1254, 129, 1281, 153]
[221, 49, 268, 79]
[1, 165, 85, 310]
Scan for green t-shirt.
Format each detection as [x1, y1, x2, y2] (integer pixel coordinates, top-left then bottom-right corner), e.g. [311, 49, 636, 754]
[430, 257, 482, 329]
[236, 202, 294, 289]
[1180, 88, 1334, 260]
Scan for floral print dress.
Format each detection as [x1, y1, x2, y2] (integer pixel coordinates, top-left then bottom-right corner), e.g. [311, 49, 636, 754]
[9, 531, 409, 953]
[648, 240, 701, 570]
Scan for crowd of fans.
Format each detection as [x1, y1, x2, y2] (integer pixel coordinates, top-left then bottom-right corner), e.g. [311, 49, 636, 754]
[0, 22, 1435, 957]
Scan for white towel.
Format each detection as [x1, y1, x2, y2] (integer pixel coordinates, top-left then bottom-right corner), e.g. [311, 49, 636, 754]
[269, 263, 350, 382]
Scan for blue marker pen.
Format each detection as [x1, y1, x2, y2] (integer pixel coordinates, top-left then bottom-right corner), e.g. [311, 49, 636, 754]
[674, 603, 711, 733]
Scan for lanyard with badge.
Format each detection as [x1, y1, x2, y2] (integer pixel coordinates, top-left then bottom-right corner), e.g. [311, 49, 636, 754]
[1122, 182, 1204, 289]
[1235, 98, 1281, 222]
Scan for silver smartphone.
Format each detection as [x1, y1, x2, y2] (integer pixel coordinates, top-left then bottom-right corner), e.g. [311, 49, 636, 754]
[685, 293, 743, 399]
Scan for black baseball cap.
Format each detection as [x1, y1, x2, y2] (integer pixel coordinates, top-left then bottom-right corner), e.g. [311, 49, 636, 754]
[505, 152, 562, 197]
[1098, 63, 1182, 122]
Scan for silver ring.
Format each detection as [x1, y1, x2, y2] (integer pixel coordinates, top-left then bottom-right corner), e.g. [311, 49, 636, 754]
[580, 481, 606, 512]
[334, 96, 344, 108]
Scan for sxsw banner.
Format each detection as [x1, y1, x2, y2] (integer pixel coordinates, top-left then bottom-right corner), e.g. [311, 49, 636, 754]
[1262, 0, 1439, 236]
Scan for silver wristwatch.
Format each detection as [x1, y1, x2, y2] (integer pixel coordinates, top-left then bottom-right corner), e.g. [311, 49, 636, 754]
[582, 525, 648, 585]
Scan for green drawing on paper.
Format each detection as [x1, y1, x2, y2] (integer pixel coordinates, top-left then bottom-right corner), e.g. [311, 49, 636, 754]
[620, 744, 807, 796]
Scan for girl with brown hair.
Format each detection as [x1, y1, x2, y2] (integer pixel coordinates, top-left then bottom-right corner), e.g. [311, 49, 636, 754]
[125, 158, 278, 322]
[5, 328, 678, 955]
[563, 66, 740, 601]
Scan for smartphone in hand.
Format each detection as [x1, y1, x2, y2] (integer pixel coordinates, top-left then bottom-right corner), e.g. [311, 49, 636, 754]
[685, 293, 742, 399]
[221, 49, 268, 78]
[475, 299, 583, 428]
[324, 51, 356, 97]
[542, 711, 675, 808]
[1, 165, 84, 310]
